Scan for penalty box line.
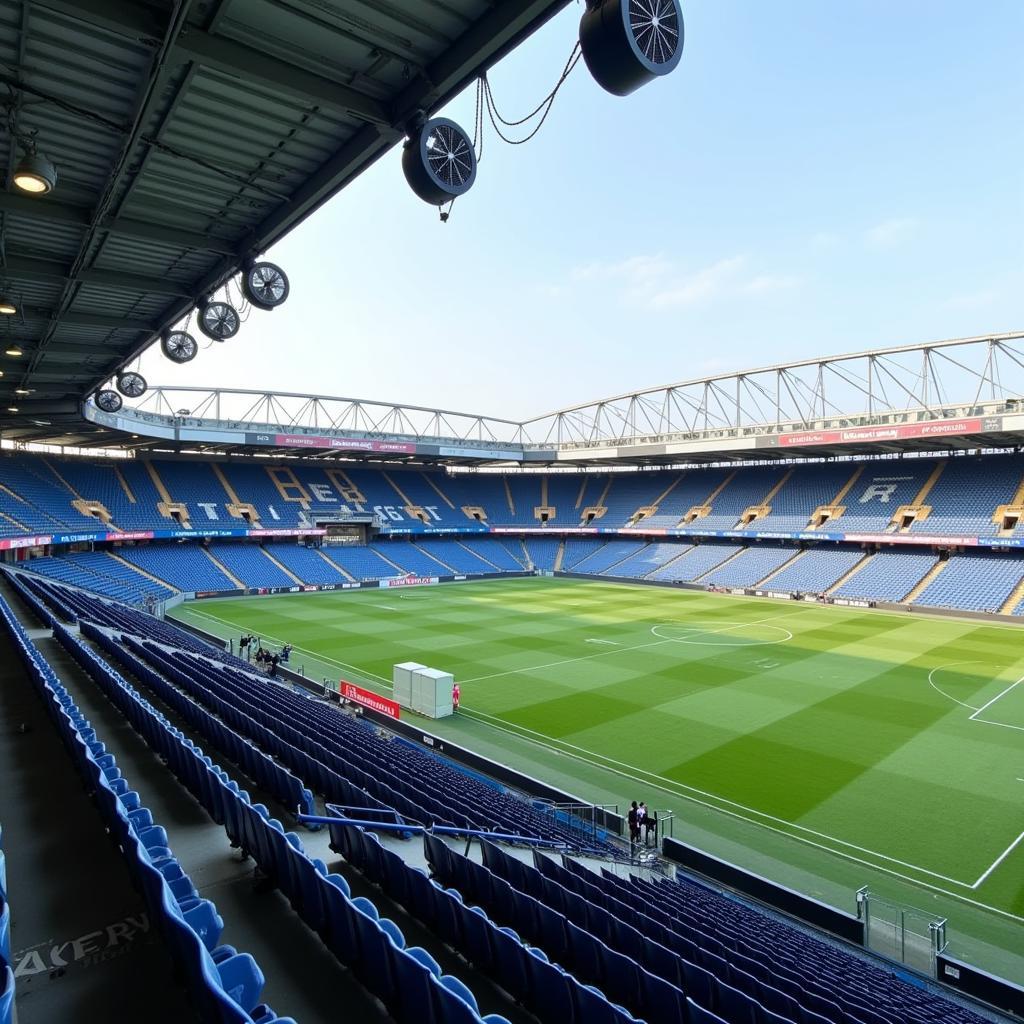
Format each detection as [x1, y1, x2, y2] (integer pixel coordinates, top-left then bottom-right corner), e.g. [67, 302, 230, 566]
[968, 672, 1024, 728]
[972, 828, 1024, 889]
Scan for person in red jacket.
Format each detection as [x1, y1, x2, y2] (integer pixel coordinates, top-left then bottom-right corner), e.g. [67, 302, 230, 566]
[452, 682, 461, 711]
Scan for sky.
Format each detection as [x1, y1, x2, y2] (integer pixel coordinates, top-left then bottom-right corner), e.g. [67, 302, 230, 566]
[136, 1, 1024, 423]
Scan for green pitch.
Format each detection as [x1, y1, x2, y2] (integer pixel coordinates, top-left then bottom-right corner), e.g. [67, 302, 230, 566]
[171, 577, 1024, 975]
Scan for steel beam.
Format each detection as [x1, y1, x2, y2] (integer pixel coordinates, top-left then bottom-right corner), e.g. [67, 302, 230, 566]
[37, 0, 394, 124]
[2, 254, 194, 296]
[0, 192, 238, 254]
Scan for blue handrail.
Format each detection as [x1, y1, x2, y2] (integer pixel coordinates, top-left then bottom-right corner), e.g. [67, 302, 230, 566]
[296, 813, 581, 850]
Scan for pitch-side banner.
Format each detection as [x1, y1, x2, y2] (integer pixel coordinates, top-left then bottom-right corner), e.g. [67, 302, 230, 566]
[340, 682, 401, 720]
[380, 576, 439, 588]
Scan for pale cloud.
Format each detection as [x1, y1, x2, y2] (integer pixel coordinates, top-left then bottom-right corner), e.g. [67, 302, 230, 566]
[568, 253, 801, 309]
[865, 217, 917, 247]
[649, 256, 747, 308]
[570, 254, 672, 286]
[742, 273, 802, 295]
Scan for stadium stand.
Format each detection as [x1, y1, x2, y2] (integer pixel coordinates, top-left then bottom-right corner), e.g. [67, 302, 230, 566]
[832, 463, 936, 534]
[414, 539, 500, 575]
[914, 552, 1024, 613]
[697, 466, 786, 531]
[751, 464, 856, 532]
[378, 541, 451, 576]
[603, 542, 693, 579]
[760, 547, 866, 593]
[699, 545, 798, 588]
[205, 543, 297, 589]
[424, 836, 989, 1024]
[831, 550, 938, 602]
[318, 544, 399, 581]
[2, 452, 1024, 615]
[561, 538, 605, 570]
[661, 543, 743, 582]
[523, 538, 561, 571]
[0, 595, 296, 1024]
[265, 544, 352, 585]
[568, 539, 646, 574]
[459, 537, 528, 570]
[118, 545, 236, 592]
[909, 455, 1024, 537]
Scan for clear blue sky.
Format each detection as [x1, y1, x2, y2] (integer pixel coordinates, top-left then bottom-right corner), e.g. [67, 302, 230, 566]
[138, 1, 1024, 421]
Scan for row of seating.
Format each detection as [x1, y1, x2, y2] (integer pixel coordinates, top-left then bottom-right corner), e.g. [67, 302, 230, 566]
[4, 452, 1024, 537]
[334, 822, 644, 1024]
[0, 820, 11, 1024]
[81, 622, 316, 823]
[0, 596, 294, 1024]
[44, 606, 517, 1024]
[466, 838, 985, 1024]
[125, 641, 611, 854]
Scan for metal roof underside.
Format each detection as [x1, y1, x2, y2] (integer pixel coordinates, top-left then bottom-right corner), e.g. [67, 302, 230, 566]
[0, 0, 570, 439]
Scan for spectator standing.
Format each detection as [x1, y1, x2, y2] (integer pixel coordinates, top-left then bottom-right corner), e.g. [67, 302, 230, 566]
[627, 800, 640, 850]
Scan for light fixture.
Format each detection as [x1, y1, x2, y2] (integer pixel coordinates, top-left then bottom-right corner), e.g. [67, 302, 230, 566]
[0, 297, 16, 315]
[6, 406, 18, 413]
[15, 388, 31, 395]
[5, 346, 23, 356]
[12, 149, 57, 196]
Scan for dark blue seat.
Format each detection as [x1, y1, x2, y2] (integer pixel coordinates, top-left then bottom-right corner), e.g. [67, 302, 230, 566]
[687, 998, 730, 1024]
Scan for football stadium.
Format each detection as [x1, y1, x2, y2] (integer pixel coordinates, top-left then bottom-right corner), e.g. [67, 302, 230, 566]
[0, 3, 1021, 1024]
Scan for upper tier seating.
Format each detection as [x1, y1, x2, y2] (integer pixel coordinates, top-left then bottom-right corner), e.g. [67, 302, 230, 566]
[831, 550, 937, 602]
[751, 464, 855, 532]
[0, 452, 1022, 540]
[909, 456, 1024, 537]
[760, 547, 865, 593]
[833, 463, 935, 534]
[699, 466, 785, 531]
[118, 545, 236, 592]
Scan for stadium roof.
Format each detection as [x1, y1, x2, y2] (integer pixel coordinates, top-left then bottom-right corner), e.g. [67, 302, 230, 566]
[71, 330, 1024, 466]
[0, 0, 569, 434]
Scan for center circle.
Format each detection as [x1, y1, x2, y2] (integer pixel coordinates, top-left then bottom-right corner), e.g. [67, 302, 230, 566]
[650, 622, 793, 647]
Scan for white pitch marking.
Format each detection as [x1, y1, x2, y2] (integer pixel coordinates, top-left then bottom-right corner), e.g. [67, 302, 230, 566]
[972, 829, 1024, 889]
[459, 703, 971, 887]
[969, 674, 1024, 722]
[585, 638, 621, 646]
[460, 611, 799, 684]
[372, 603, 400, 611]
